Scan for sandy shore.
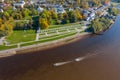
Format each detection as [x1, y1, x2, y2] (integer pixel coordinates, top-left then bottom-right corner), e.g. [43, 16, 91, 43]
[0, 32, 91, 58]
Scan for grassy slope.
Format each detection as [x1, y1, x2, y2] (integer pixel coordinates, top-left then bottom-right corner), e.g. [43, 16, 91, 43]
[6, 30, 36, 44]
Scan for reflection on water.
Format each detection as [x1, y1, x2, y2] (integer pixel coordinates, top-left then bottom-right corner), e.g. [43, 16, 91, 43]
[0, 16, 120, 80]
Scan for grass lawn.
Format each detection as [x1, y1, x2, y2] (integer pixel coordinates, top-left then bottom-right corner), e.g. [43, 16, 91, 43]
[6, 30, 36, 44]
[6, 22, 81, 44]
[21, 32, 77, 46]
[0, 45, 17, 50]
[0, 32, 77, 50]
[49, 22, 81, 29]
[0, 22, 83, 50]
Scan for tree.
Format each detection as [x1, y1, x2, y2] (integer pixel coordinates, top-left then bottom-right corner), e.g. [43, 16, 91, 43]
[22, 8, 31, 18]
[39, 18, 49, 29]
[50, 10, 58, 19]
[81, 1, 89, 9]
[58, 13, 63, 20]
[109, 7, 120, 16]
[68, 11, 77, 23]
[0, 17, 15, 34]
[91, 19, 103, 33]
[77, 0, 81, 6]
[76, 10, 82, 21]
[91, 0, 101, 7]
[62, 12, 69, 24]
[12, 11, 23, 20]
[39, 10, 52, 25]
[3, 11, 10, 19]
[31, 8, 38, 16]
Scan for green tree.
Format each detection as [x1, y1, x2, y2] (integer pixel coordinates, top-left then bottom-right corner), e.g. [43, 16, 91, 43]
[31, 8, 38, 16]
[22, 8, 31, 18]
[3, 11, 10, 19]
[62, 12, 69, 24]
[91, 19, 103, 33]
[68, 11, 77, 23]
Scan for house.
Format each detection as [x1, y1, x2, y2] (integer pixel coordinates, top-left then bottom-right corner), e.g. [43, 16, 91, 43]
[69, 7, 73, 11]
[0, 9, 3, 12]
[13, 1, 25, 8]
[89, 13, 95, 18]
[53, 5, 66, 14]
[84, 12, 95, 21]
[37, 6, 44, 13]
[38, 0, 47, 7]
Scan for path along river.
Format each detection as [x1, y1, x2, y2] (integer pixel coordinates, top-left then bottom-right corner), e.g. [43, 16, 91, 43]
[0, 15, 120, 80]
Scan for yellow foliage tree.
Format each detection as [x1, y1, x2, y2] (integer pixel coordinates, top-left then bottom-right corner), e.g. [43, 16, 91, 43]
[0, 17, 15, 34]
[39, 18, 49, 29]
[76, 10, 82, 21]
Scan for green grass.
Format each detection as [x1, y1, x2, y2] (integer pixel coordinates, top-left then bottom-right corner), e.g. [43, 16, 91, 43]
[5, 22, 81, 44]
[49, 22, 80, 29]
[21, 32, 77, 47]
[0, 32, 77, 50]
[6, 30, 36, 44]
[0, 22, 82, 50]
[0, 45, 17, 51]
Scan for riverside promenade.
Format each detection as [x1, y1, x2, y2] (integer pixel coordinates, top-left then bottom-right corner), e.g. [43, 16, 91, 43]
[0, 32, 90, 58]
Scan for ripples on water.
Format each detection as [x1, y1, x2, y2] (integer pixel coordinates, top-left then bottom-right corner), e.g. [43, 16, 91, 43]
[54, 50, 101, 67]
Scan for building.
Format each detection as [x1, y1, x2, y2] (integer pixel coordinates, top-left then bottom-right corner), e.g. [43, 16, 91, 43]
[53, 5, 66, 14]
[13, 1, 25, 8]
[37, 6, 44, 13]
[0, 9, 3, 12]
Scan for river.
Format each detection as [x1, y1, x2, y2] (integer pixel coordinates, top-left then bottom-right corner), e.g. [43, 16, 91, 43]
[0, 15, 120, 80]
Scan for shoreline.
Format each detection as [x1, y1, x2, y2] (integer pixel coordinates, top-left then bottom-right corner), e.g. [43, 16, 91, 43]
[0, 32, 91, 58]
[0, 18, 116, 58]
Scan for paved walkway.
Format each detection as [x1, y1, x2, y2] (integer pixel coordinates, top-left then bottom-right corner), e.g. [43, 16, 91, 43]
[0, 37, 5, 45]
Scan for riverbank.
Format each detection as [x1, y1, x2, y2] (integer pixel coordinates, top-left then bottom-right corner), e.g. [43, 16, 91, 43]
[0, 17, 116, 58]
[0, 32, 91, 58]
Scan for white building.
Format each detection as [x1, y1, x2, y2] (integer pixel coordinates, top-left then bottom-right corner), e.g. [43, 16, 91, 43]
[54, 5, 66, 14]
[0, 9, 3, 13]
[37, 6, 44, 13]
[69, 8, 73, 11]
[13, 1, 25, 8]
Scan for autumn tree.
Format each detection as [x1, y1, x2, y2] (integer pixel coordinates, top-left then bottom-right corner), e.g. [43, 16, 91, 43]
[50, 10, 58, 19]
[81, 1, 89, 9]
[39, 18, 49, 29]
[75, 10, 82, 21]
[0, 17, 15, 35]
[40, 10, 52, 25]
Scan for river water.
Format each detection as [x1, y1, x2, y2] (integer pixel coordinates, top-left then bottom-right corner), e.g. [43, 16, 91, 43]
[0, 16, 120, 80]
